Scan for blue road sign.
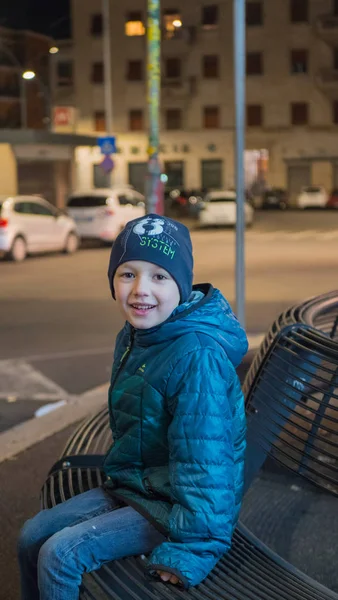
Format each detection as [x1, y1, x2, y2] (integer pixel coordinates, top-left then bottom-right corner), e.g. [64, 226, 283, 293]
[98, 136, 116, 155]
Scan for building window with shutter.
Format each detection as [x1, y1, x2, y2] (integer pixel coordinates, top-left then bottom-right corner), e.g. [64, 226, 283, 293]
[92, 62, 104, 83]
[127, 60, 143, 81]
[246, 2, 263, 26]
[57, 61, 73, 86]
[246, 52, 263, 75]
[202, 5, 219, 29]
[203, 55, 219, 78]
[291, 102, 309, 125]
[129, 109, 144, 131]
[165, 109, 182, 130]
[94, 111, 106, 131]
[291, 49, 308, 73]
[125, 11, 145, 36]
[247, 104, 263, 126]
[91, 14, 103, 36]
[203, 106, 220, 128]
[165, 58, 181, 78]
[163, 10, 183, 40]
[290, 0, 308, 23]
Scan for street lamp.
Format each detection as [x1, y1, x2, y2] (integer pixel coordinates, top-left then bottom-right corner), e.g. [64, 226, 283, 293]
[22, 70, 36, 80]
[49, 46, 59, 55]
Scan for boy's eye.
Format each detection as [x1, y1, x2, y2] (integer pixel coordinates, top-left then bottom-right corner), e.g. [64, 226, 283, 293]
[120, 272, 134, 279]
[154, 274, 167, 281]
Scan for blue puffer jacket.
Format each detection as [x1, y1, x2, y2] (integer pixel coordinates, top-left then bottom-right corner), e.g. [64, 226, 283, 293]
[103, 284, 248, 588]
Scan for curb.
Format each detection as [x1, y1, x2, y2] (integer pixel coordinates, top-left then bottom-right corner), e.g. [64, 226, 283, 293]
[0, 383, 109, 464]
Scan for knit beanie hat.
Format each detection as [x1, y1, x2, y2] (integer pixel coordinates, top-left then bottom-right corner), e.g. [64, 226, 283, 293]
[108, 214, 194, 303]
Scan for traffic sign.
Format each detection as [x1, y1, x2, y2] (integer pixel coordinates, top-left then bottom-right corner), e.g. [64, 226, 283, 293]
[100, 155, 114, 173]
[98, 136, 117, 155]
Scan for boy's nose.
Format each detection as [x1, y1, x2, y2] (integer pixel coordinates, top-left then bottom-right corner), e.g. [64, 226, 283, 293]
[132, 277, 149, 296]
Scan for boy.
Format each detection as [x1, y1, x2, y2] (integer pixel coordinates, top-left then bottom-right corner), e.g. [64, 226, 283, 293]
[18, 214, 248, 598]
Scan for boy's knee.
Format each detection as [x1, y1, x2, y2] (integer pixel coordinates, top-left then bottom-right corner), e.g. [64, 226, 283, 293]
[18, 515, 42, 556]
[37, 528, 74, 576]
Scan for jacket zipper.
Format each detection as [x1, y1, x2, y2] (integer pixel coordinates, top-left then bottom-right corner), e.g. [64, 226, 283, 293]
[104, 329, 135, 468]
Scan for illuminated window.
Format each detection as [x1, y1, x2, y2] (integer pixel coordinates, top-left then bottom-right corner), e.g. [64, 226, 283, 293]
[94, 111, 105, 131]
[163, 10, 183, 40]
[125, 11, 145, 36]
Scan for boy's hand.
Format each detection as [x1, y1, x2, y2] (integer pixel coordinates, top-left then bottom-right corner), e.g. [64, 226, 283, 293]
[156, 570, 180, 585]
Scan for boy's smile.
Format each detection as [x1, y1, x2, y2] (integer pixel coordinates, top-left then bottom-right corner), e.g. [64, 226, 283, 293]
[114, 260, 180, 329]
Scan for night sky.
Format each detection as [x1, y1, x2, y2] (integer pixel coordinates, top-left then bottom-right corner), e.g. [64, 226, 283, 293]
[0, 0, 70, 38]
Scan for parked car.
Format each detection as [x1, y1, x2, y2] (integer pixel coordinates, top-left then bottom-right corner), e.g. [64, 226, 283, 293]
[67, 187, 145, 243]
[326, 189, 338, 209]
[198, 190, 254, 227]
[0, 195, 79, 262]
[167, 188, 205, 218]
[296, 186, 328, 209]
[262, 188, 289, 210]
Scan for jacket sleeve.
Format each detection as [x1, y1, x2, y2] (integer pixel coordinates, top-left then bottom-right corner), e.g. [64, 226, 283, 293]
[148, 346, 246, 588]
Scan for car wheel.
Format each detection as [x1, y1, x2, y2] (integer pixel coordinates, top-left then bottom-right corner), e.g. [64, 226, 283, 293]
[9, 236, 27, 262]
[63, 232, 79, 254]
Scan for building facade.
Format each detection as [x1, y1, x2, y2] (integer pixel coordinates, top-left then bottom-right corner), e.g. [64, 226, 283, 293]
[53, 0, 338, 200]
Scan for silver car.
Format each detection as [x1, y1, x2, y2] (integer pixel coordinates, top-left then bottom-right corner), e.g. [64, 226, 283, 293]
[0, 195, 79, 262]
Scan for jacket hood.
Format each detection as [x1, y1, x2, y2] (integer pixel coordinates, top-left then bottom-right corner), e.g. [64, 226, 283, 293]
[131, 284, 248, 368]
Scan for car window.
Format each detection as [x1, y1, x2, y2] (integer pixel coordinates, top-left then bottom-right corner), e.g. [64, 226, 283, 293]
[118, 194, 137, 206]
[304, 187, 321, 193]
[14, 202, 35, 214]
[209, 196, 236, 203]
[68, 196, 108, 208]
[30, 203, 55, 217]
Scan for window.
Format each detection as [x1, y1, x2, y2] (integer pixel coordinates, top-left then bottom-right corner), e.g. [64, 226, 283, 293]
[165, 108, 182, 129]
[165, 58, 181, 78]
[203, 55, 219, 78]
[57, 61, 73, 86]
[91, 13, 103, 36]
[246, 52, 263, 75]
[92, 62, 104, 84]
[291, 49, 308, 74]
[94, 111, 106, 132]
[164, 160, 184, 188]
[335, 0, 338, 16]
[163, 10, 182, 40]
[246, 2, 263, 26]
[125, 11, 145, 36]
[290, 0, 308, 23]
[127, 60, 143, 81]
[203, 106, 220, 128]
[291, 102, 308, 125]
[202, 5, 219, 28]
[247, 104, 263, 126]
[31, 203, 54, 217]
[68, 195, 109, 208]
[333, 101, 338, 124]
[14, 202, 34, 214]
[129, 109, 144, 131]
[201, 159, 223, 189]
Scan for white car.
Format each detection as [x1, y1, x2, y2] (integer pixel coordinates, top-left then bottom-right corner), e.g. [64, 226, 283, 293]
[297, 186, 328, 209]
[67, 187, 146, 242]
[0, 195, 79, 262]
[198, 190, 254, 227]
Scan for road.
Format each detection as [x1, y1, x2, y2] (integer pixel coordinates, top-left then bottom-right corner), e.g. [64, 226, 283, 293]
[0, 209, 337, 405]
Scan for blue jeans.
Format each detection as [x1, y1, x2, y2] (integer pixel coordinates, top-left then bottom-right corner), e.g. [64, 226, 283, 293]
[18, 487, 165, 600]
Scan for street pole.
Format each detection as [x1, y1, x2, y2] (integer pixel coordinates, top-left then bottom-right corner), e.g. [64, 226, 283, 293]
[146, 0, 164, 214]
[234, 0, 246, 329]
[102, 0, 114, 185]
[19, 75, 27, 128]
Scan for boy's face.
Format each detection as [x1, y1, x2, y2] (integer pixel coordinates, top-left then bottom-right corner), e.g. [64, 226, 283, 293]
[114, 260, 180, 329]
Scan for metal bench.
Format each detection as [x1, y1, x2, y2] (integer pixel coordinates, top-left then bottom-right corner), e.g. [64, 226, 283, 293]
[41, 292, 338, 599]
